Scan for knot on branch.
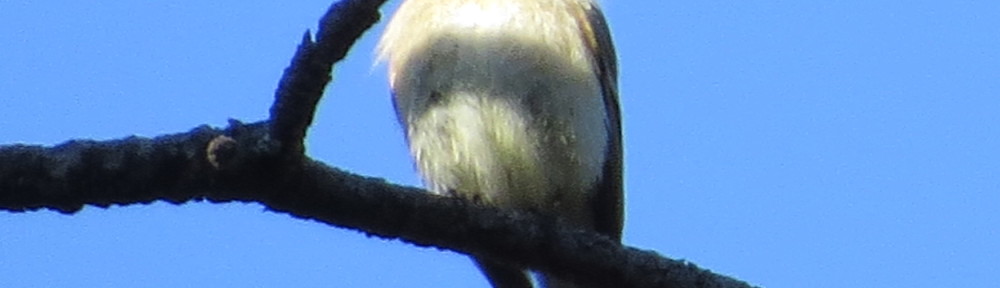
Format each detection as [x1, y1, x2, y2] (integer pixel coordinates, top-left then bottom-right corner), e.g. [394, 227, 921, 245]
[206, 135, 238, 170]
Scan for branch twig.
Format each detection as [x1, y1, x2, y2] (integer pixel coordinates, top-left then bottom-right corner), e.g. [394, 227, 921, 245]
[269, 0, 387, 156]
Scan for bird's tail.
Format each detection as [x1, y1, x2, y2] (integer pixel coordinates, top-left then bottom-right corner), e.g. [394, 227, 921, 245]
[474, 257, 534, 288]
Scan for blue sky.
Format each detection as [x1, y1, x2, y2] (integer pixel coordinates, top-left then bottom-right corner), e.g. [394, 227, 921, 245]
[2, 1, 998, 287]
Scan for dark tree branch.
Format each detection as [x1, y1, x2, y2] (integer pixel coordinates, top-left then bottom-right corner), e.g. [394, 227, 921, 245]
[0, 121, 755, 288]
[0, 0, 758, 287]
[270, 0, 387, 156]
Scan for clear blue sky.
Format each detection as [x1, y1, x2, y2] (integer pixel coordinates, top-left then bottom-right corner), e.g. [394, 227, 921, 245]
[2, 1, 998, 287]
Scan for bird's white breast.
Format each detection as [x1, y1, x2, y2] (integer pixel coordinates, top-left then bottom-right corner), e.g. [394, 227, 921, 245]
[379, 0, 608, 221]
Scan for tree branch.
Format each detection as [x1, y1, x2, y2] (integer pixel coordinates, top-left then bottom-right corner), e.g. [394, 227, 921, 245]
[0, 0, 758, 287]
[270, 0, 386, 156]
[0, 121, 754, 288]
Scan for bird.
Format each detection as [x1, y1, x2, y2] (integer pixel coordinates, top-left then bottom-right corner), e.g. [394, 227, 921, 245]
[377, 0, 622, 287]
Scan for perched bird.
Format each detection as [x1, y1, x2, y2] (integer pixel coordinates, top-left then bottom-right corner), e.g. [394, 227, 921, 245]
[378, 0, 622, 287]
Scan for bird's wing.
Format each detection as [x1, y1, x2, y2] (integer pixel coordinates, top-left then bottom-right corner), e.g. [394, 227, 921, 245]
[575, 2, 624, 241]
